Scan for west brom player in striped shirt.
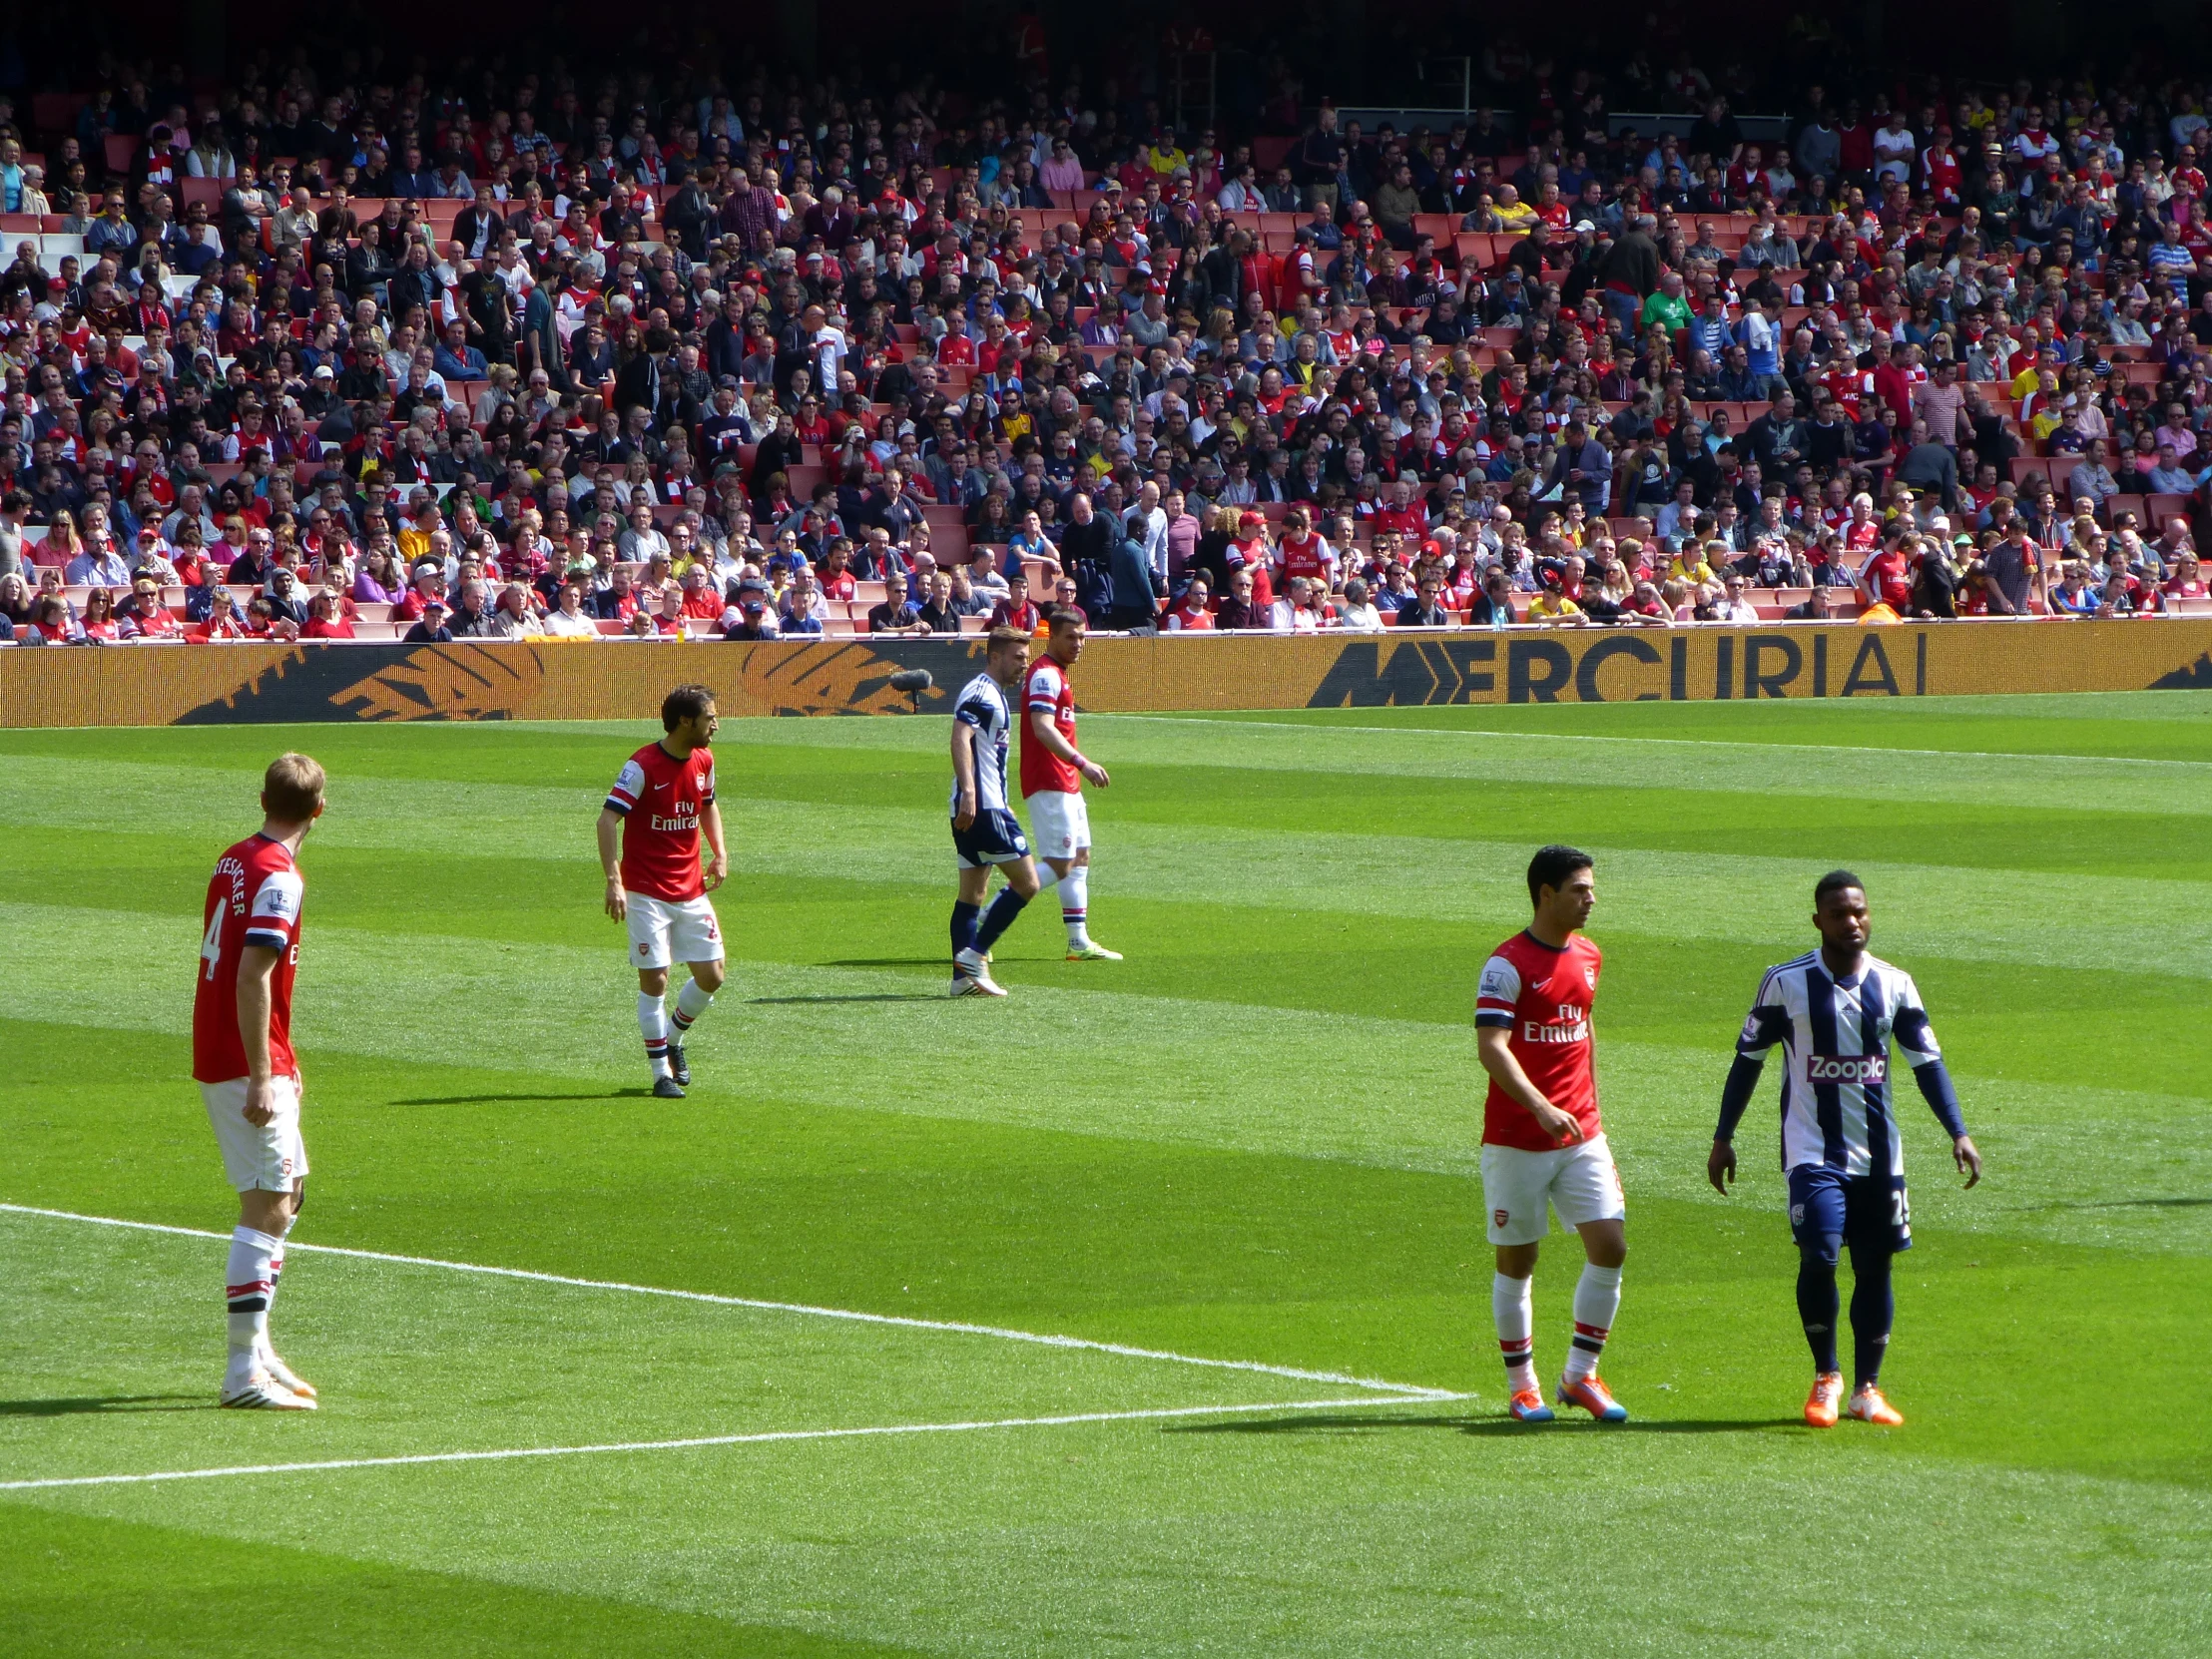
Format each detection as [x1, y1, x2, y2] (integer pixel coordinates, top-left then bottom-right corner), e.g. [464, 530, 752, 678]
[949, 628, 1044, 995]
[1710, 871, 1982, 1428]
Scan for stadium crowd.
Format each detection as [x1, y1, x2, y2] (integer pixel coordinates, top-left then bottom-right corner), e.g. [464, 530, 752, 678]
[3, 39, 2212, 646]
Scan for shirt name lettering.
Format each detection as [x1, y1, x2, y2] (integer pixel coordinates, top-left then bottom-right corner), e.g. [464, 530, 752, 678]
[1807, 1053, 1888, 1083]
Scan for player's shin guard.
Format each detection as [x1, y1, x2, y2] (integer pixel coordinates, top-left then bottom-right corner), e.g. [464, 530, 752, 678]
[1797, 1240, 1843, 1377]
[671, 977, 715, 1035]
[226, 1227, 280, 1386]
[1492, 1272, 1536, 1394]
[1563, 1263, 1622, 1385]
[638, 992, 671, 1076]
[1057, 866, 1089, 947]
[973, 885, 1031, 953]
[262, 1213, 292, 1330]
[1849, 1247, 1895, 1390]
[950, 900, 980, 959]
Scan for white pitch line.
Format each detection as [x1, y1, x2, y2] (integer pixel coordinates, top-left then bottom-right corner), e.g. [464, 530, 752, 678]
[0, 1393, 1465, 1493]
[0, 1204, 1454, 1401]
[1093, 713, 2212, 771]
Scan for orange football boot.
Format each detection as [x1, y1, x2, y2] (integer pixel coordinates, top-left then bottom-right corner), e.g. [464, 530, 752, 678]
[1805, 1372, 1844, 1428]
[1848, 1384, 1905, 1426]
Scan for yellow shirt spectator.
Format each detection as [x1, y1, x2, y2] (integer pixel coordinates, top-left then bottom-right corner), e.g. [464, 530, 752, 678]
[1526, 590, 1583, 622]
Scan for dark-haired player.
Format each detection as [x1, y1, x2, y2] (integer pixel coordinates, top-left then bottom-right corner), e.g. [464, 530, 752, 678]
[1021, 605, 1120, 961]
[194, 753, 327, 1409]
[597, 684, 728, 1099]
[1476, 844, 1630, 1424]
[1710, 870, 1982, 1428]
[949, 627, 1043, 995]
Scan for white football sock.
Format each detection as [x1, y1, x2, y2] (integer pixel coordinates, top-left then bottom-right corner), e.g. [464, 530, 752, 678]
[638, 993, 671, 1076]
[1492, 1272, 1536, 1394]
[1564, 1263, 1623, 1385]
[671, 978, 714, 1035]
[259, 1213, 294, 1358]
[226, 1226, 280, 1387]
[1058, 866, 1089, 946]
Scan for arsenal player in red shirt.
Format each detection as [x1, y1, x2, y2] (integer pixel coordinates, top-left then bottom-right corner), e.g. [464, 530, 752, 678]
[193, 753, 327, 1410]
[1474, 845, 1631, 1424]
[597, 685, 729, 1098]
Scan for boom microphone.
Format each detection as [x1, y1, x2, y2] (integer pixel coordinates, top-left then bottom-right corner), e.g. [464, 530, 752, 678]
[887, 670, 934, 693]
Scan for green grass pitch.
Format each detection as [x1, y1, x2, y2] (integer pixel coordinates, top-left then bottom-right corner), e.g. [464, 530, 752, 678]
[1, 691, 2208, 1657]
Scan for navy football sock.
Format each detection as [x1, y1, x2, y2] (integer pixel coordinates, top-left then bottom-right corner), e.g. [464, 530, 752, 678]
[1849, 1247, 1895, 1390]
[973, 886, 1031, 953]
[1797, 1243, 1842, 1376]
[951, 901, 980, 958]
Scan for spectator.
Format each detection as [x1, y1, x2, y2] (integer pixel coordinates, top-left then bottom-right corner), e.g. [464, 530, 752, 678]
[1336, 576, 1385, 631]
[1165, 575, 1217, 630]
[1394, 573, 1456, 627]
[988, 572, 1039, 634]
[401, 599, 455, 643]
[1214, 568, 1264, 630]
[544, 582, 600, 637]
[867, 571, 928, 635]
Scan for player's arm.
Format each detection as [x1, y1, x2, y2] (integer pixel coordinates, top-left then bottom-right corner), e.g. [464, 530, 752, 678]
[701, 799, 727, 890]
[596, 807, 627, 920]
[1896, 997, 1980, 1188]
[1475, 1026, 1582, 1145]
[236, 943, 282, 1126]
[1711, 982, 1791, 1192]
[1027, 704, 1108, 788]
[950, 717, 979, 830]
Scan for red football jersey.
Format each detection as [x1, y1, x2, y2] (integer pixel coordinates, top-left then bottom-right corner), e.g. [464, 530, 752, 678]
[1275, 530, 1335, 583]
[1020, 654, 1081, 798]
[606, 741, 717, 900]
[1474, 930, 1604, 1150]
[193, 833, 304, 1084]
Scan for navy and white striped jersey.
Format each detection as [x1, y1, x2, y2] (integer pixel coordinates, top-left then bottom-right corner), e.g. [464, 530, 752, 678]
[950, 673, 1014, 815]
[1737, 951, 1942, 1178]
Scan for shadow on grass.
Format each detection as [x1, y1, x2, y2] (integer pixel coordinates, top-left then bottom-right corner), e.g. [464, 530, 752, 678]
[2008, 1197, 2212, 1211]
[0, 1394, 208, 1416]
[823, 958, 941, 969]
[1167, 1412, 1805, 1436]
[390, 1089, 656, 1105]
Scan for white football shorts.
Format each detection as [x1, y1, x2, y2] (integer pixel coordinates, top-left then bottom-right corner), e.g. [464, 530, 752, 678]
[1024, 789, 1090, 859]
[625, 892, 725, 969]
[1480, 1134, 1625, 1245]
[201, 1074, 308, 1193]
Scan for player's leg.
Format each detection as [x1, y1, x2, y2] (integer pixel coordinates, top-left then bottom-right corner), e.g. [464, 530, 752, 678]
[1481, 1144, 1554, 1421]
[628, 895, 684, 1096]
[226, 1186, 297, 1404]
[668, 958, 723, 1084]
[256, 1176, 315, 1398]
[953, 816, 1035, 993]
[1843, 1176, 1907, 1425]
[1060, 857, 1122, 959]
[952, 860, 991, 968]
[1550, 1137, 1630, 1420]
[204, 1078, 312, 1409]
[1034, 792, 1118, 960]
[253, 1081, 314, 1396]
[1789, 1166, 1848, 1426]
[635, 963, 679, 1092]
[665, 900, 727, 1085]
[972, 851, 1040, 953]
